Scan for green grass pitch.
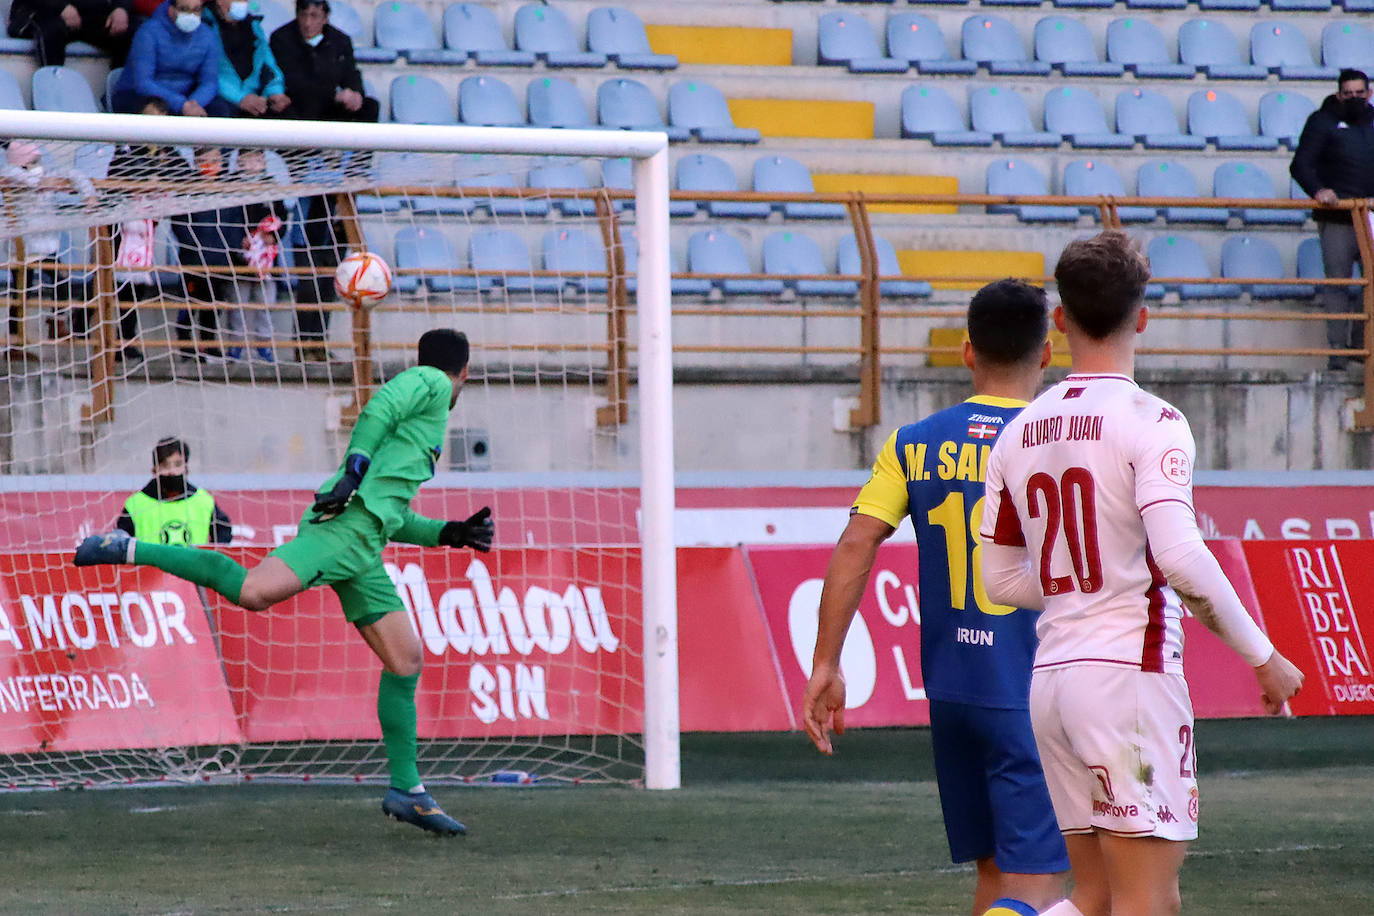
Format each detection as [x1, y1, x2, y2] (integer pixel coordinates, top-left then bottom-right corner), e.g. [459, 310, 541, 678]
[0, 717, 1369, 915]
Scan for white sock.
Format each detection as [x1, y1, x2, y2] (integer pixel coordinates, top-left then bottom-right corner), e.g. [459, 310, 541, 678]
[125, 537, 136, 564]
[408, 783, 425, 794]
[1040, 901, 1085, 916]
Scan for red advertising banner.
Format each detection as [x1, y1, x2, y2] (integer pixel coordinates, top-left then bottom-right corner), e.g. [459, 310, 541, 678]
[1241, 541, 1374, 716]
[0, 554, 241, 754]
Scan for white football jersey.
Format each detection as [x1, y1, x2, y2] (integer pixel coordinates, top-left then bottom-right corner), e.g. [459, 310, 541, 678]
[981, 374, 1196, 674]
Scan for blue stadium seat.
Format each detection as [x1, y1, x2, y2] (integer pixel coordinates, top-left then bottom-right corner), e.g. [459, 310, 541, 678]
[357, 151, 421, 212]
[587, 7, 676, 69]
[458, 75, 525, 127]
[1222, 235, 1295, 299]
[1116, 88, 1206, 149]
[1214, 162, 1306, 225]
[1147, 235, 1237, 299]
[763, 231, 858, 297]
[374, 0, 446, 61]
[73, 142, 113, 179]
[818, 11, 908, 73]
[668, 81, 761, 144]
[441, 3, 536, 65]
[887, 13, 976, 74]
[245, 0, 290, 33]
[1106, 18, 1194, 78]
[528, 75, 593, 128]
[753, 155, 847, 219]
[619, 228, 712, 296]
[601, 156, 637, 212]
[677, 153, 771, 218]
[1271, 0, 1331, 11]
[688, 229, 785, 295]
[390, 74, 456, 125]
[1259, 90, 1317, 149]
[102, 68, 120, 112]
[1138, 160, 1226, 223]
[1044, 87, 1133, 148]
[1199, 0, 1259, 12]
[598, 78, 690, 141]
[962, 14, 1051, 75]
[987, 158, 1080, 222]
[970, 87, 1059, 147]
[1324, 22, 1374, 69]
[1188, 89, 1279, 150]
[1251, 22, 1335, 80]
[1125, 0, 1186, 10]
[514, 3, 608, 68]
[528, 159, 596, 217]
[1034, 17, 1124, 76]
[1296, 236, 1324, 298]
[901, 85, 993, 145]
[461, 166, 550, 217]
[470, 229, 564, 293]
[1063, 159, 1156, 222]
[32, 66, 96, 113]
[1178, 19, 1266, 79]
[837, 234, 932, 297]
[331, 0, 393, 61]
[394, 227, 478, 293]
[1053, 0, 1114, 9]
[543, 227, 607, 293]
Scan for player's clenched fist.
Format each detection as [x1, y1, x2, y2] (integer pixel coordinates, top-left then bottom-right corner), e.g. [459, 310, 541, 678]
[1254, 650, 1304, 715]
[440, 507, 494, 552]
[311, 453, 369, 520]
[802, 662, 847, 756]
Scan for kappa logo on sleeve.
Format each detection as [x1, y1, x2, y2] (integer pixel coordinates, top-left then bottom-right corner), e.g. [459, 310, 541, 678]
[1158, 407, 1183, 423]
[1161, 448, 1192, 486]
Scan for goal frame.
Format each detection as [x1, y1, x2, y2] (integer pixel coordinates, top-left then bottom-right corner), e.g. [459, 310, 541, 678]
[0, 109, 681, 790]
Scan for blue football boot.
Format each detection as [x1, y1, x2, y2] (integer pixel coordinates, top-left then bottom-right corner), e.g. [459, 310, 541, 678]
[74, 530, 133, 567]
[382, 788, 466, 836]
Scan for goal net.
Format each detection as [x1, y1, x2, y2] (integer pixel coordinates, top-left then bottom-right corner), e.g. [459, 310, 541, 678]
[0, 111, 678, 791]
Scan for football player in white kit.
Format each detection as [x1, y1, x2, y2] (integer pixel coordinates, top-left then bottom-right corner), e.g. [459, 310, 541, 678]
[979, 231, 1305, 916]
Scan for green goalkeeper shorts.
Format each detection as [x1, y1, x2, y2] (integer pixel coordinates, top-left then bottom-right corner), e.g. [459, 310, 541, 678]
[269, 502, 404, 625]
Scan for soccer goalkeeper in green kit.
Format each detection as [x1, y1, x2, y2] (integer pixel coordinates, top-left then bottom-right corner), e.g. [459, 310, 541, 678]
[75, 329, 492, 836]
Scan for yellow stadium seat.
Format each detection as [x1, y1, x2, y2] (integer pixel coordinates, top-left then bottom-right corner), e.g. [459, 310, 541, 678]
[811, 173, 958, 214]
[644, 25, 792, 66]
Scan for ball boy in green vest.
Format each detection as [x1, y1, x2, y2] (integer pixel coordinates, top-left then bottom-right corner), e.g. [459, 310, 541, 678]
[116, 436, 233, 546]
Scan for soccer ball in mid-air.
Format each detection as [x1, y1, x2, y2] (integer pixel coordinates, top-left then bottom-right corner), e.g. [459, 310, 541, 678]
[334, 250, 393, 306]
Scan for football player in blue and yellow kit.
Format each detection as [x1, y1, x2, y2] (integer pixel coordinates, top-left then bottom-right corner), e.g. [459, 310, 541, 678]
[803, 280, 1069, 916]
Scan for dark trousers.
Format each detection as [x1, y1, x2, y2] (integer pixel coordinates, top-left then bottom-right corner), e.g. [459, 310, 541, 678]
[1318, 220, 1364, 352]
[8, 9, 130, 67]
[278, 95, 380, 124]
[292, 193, 346, 344]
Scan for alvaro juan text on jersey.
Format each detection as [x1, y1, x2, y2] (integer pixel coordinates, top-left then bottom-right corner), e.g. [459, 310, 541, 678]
[981, 374, 1195, 675]
[853, 395, 1041, 709]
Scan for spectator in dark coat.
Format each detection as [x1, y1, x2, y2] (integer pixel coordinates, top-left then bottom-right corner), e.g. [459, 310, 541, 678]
[267, 0, 377, 123]
[7, 0, 131, 67]
[202, 0, 290, 117]
[110, 0, 234, 117]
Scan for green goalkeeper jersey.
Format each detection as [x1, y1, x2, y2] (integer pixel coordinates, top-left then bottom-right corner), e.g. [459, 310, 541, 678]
[320, 365, 451, 540]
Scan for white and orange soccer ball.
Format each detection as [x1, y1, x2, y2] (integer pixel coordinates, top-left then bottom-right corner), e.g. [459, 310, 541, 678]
[334, 250, 393, 307]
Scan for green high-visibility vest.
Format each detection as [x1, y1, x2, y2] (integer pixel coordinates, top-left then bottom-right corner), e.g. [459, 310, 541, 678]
[124, 488, 216, 545]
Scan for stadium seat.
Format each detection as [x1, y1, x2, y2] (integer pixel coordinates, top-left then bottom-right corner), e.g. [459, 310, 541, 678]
[374, 0, 446, 61]
[102, 68, 120, 111]
[969, 87, 1059, 147]
[1323, 21, 1374, 70]
[587, 6, 676, 69]
[1296, 236, 1324, 298]
[1125, 0, 1187, 14]
[246, 0, 290, 33]
[514, 3, 608, 67]
[32, 66, 97, 113]
[1053, 0, 1114, 10]
[1034, 17, 1124, 76]
[1222, 235, 1296, 299]
[1199, 0, 1259, 12]
[1115, 88, 1206, 149]
[962, 14, 1051, 75]
[543, 227, 608, 293]
[393, 226, 478, 292]
[1271, 0, 1332, 12]
[619, 228, 711, 296]
[598, 78, 690, 141]
[528, 159, 596, 217]
[441, 3, 536, 65]
[458, 75, 525, 127]
[390, 74, 456, 125]
[1106, 18, 1194, 78]
[1138, 160, 1227, 223]
[1251, 22, 1335, 80]
[462, 167, 550, 217]
[1214, 162, 1306, 225]
[470, 229, 564, 294]
[677, 153, 771, 218]
[1178, 19, 1266, 79]
[763, 231, 858, 297]
[600, 156, 637, 212]
[72, 142, 113, 180]
[1147, 234, 1238, 299]
[887, 13, 976, 74]
[357, 151, 419, 212]
[837, 233, 932, 297]
[0, 70, 25, 110]
[1044, 87, 1133, 148]
[662, 157, 710, 217]
[900, 85, 993, 146]
[817, 11, 908, 73]
[331, 0, 393, 62]
[668, 81, 761, 144]
[1259, 90, 1318, 149]
[753, 155, 847, 220]
[528, 76, 593, 129]
[688, 229, 785, 295]
[987, 159, 1080, 222]
[1188, 89, 1279, 150]
[1063, 159, 1157, 222]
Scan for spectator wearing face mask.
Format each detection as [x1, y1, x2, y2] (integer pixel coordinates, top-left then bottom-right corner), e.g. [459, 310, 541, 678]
[110, 0, 234, 117]
[268, 0, 377, 123]
[115, 437, 233, 546]
[202, 0, 290, 118]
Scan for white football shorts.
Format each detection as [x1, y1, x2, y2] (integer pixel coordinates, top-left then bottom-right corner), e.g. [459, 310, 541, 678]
[1030, 665, 1199, 842]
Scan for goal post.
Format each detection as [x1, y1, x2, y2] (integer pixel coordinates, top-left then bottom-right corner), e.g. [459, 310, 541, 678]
[0, 110, 679, 790]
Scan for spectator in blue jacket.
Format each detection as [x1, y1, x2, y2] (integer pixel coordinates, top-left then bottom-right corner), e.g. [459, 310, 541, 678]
[202, 0, 289, 117]
[110, 0, 232, 116]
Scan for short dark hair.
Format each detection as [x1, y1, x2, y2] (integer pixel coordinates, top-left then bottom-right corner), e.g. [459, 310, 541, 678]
[1339, 68, 1368, 87]
[153, 436, 188, 466]
[418, 329, 470, 374]
[966, 279, 1049, 366]
[1054, 231, 1152, 340]
[295, 0, 329, 12]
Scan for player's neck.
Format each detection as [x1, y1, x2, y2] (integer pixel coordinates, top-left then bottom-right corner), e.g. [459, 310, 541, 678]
[1068, 338, 1136, 378]
[972, 367, 1041, 402]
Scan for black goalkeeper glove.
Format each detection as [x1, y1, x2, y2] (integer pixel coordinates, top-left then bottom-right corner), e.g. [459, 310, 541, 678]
[310, 453, 370, 521]
[439, 507, 494, 552]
